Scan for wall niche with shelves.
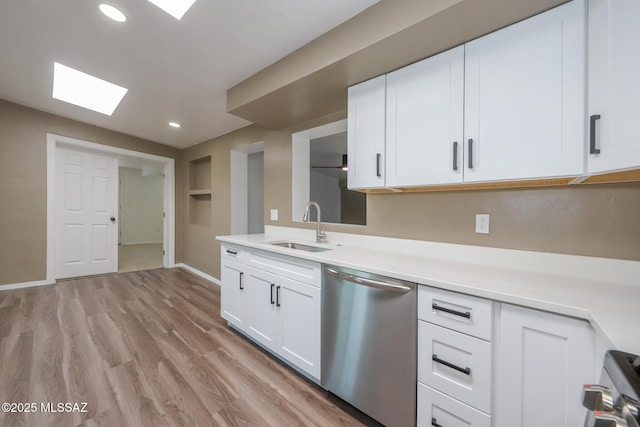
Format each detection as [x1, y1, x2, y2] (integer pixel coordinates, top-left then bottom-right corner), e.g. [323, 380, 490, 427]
[188, 156, 212, 226]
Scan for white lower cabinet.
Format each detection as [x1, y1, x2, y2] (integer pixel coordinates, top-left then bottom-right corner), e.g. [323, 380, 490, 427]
[418, 383, 490, 427]
[244, 267, 278, 351]
[219, 246, 321, 380]
[418, 322, 492, 414]
[418, 286, 597, 427]
[418, 286, 493, 426]
[276, 276, 321, 378]
[494, 303, 596, 427]
[220, 258, 245, 329]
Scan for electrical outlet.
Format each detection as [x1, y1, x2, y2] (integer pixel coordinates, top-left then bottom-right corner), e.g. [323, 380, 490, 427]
[475, 214, 490, 234]
[270, 209, 279, 221]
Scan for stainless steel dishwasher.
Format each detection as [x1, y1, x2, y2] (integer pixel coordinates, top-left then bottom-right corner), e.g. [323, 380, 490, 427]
[322, 265, 416, 427]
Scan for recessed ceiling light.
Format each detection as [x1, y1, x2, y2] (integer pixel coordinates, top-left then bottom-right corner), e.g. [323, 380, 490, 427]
[99, 4, 127, 22]
[169, 122, 181, 128]
[52, 62, 128, 116]
[146, 0, 197, 20]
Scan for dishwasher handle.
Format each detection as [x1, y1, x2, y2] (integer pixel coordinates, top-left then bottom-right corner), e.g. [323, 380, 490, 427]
[325, 268, 412, 293]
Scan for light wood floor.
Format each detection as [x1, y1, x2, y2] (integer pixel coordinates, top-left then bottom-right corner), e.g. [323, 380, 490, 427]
[0, 268, 377, 427]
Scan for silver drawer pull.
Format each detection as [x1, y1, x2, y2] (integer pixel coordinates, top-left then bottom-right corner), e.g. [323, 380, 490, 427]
[226, 249, 238, 255]
[432, 354, 471, 375]
[432, 303, 471, 319]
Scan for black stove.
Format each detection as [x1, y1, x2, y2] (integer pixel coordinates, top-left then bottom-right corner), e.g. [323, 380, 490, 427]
[582, 350, 640, 427]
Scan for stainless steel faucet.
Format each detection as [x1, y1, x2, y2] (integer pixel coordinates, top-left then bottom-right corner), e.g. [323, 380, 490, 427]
[303, 201, 326, 243]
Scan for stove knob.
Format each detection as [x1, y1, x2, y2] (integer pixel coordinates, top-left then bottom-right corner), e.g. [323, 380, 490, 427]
[586, 411, 629, 427]
[621, 396, 640, 422]
[583, 385, 615, 411]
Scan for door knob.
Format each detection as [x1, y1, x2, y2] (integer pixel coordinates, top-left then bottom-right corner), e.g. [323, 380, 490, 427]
[110, 217, 116, 223]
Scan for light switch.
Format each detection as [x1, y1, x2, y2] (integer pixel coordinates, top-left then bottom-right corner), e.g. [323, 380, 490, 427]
[270, 209, 279, 221]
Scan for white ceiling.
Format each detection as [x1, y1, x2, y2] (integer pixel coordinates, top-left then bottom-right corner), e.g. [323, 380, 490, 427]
[0, 0, 378, 148]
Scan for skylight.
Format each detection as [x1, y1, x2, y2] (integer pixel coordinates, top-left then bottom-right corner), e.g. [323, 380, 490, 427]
[52, 62, 128, 116]
[146, 0, 197, 20]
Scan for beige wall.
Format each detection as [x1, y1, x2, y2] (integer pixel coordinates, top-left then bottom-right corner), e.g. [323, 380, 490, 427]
[0, 99, 183, 286]
[3, 97, 637, 286]
[181, 112, 640, 280]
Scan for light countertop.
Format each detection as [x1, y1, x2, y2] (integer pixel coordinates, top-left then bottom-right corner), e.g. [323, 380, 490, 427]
[217, 226, 640, 355]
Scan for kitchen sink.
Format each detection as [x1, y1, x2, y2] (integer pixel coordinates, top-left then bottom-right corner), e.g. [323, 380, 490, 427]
[269, 241, 331, 252]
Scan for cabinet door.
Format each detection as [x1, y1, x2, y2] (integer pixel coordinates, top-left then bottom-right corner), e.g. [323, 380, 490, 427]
[220, 259, 245, 329]
[276, 277, 321, 379]
[463, 1, 585, 182]
[244, 267, 278, 352]
[386, 46, 464, 187]
[347, 75, 386, 189]
[588, 0, 640, 173]
[495, 304, 595, 427]
[418, 383, 490, 427]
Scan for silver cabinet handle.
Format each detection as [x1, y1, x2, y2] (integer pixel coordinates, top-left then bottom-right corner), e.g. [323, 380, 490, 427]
[226, 249, 238, 255]
[376, 153, 382, 178]
[590, 115, 601, 154]
[276, 285, 281, 307]
[325, 268, 411, 293]
[239, 272, 244, 290]
[453, 141, 458, 171]
[432, 418, 443, 427]
[270, 283, 275, 305]
[468, 139, 474, 169]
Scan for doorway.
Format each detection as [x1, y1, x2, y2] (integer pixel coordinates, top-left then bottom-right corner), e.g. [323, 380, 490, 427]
[118, 166, 164, 273]
[47, 133, 175, 282]
[230, 141, 265, 235]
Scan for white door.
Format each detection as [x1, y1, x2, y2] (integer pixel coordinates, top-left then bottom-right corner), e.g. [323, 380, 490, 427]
[386, 46, 464, 187]
[220, 259, 245, 328]
[463, 0, 585, 182]
[494, 304, 595, 427]
[244, 267, 278, 352]
[347, 75, 386, 189]
[277, 277, 321, 379]
[588, 0, 640, 173]
[55, 148, 118, 279]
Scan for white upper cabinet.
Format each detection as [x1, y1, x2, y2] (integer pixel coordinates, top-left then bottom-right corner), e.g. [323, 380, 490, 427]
[587, 0, 640, 174]
[348, 1, 587, 190]
[347, 75, 386, 189]
[463, 0, 585, 183]
[386, 46, 465, 187]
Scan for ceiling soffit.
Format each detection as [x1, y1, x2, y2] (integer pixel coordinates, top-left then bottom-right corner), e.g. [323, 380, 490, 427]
[227, 0, 570, 130]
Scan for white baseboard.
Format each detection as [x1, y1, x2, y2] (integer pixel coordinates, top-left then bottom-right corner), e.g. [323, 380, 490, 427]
[119, 241, 163, 246]
[174, 263, 221, 286]
[0, 279, 56, 292]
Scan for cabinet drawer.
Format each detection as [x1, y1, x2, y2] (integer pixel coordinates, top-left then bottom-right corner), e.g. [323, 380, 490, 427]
[247, 249, 321, 287]
[418, 321, 492, 413]
[221, 244, 244, 261]
[418, 286, 493, 340]
[418, 383, 490, 427]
